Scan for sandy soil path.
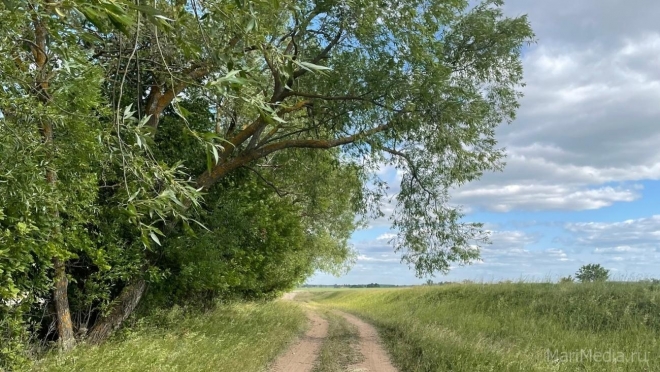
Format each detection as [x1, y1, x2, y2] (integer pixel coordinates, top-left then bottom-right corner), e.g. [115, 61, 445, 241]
[269, 308, 328, 372]
[281, 292, 298, 301]
[270, 293, 398, 372]
[335, 311, 398, 372]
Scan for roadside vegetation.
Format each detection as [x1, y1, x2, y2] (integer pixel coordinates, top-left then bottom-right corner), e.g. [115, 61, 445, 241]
[32, 301, 306, 372]
[310, 282, 660, 371]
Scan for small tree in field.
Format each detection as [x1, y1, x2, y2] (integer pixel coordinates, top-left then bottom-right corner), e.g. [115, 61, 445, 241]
[559, 275, 574, 284]
[575, 264, 609, 282]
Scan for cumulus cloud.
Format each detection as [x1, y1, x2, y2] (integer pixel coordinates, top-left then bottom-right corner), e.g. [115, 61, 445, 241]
[310, 216, 660, 284]
[448, 2, 660, 212]
[472, 231, 570, 267]
[455, 183, 639, 212]
[553, 216, 660, 275]
[376, 232, 397, 241]
[423, 229, 582, 281]
[565, 215, 660, 250]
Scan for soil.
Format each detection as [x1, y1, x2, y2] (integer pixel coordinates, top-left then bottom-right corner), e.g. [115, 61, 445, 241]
[269, 308, 329, 372]
[269, 293, 398, 372]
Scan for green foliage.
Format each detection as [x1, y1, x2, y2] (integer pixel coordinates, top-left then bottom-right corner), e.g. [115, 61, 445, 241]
[576, 264, 610, 282]
[1, 0, 533, 367]
[152, 180, 335, 303]
[143, 99, 361, 307]
[0, 307, 32, 371]
[312, 282, 660, 371]
[0, 3, 203, 365]
[559, 275, 574, 284]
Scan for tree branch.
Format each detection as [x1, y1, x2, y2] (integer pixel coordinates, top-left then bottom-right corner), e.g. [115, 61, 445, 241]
[293, 27, 343, 79]
[145, 65, 209, 129]
[378, 145, 435, 197]
[245, 166, 290, 198]
[289, 91, 408, 112]
[196, 122, 392, 190]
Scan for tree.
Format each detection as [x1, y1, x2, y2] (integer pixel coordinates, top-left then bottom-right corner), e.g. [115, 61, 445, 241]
[575, 264, 610, 283]
[0, 0, 534, 357]
[559, 275, 574, 284]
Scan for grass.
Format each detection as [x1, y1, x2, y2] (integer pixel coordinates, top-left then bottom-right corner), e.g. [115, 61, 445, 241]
[312, 309, 362, 372]
[295, 287, 385, 292]
[308, 282, 660, 372]
[32, 301, 307, 372]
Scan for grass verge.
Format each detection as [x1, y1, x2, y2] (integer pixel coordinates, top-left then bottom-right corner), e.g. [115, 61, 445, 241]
[309, 282, 660, 371]
[32, 301, 306, 372]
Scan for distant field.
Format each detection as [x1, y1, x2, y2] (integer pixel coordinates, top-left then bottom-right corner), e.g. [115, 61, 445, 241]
[33, 301, 306, 372]
[296, 287, 404, 292]
[310, 282, 660, 371]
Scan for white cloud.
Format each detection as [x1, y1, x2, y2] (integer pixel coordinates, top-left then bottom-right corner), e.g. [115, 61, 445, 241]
[455, 183, 640, 212]
[356, 254, 400, 263]
[451, 30, 660, 212]
[376, 233, 397, 241]
[565, 215, 660, 250]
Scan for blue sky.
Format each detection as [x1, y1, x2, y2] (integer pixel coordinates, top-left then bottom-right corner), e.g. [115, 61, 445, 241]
[309, 0, 660, 285]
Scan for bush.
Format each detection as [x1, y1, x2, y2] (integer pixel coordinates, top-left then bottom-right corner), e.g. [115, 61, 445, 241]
[0, 306, 31, 371]
[559, 275, 574, 283]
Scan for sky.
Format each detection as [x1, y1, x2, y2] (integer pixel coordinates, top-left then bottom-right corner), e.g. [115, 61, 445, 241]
[309, 0, 660, 285]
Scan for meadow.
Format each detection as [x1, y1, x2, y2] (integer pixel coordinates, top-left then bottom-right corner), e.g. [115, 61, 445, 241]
[29, 282, 660, 372]
[308, 282, 660, 371]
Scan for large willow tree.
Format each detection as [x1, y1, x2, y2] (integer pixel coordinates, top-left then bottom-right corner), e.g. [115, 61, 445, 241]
[0, 0, 533, 362]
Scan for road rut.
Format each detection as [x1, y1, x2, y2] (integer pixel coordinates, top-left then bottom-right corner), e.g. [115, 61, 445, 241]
[269, 309, 329, 372]
[335, 311, 398, 372]
[270, 293, 398, 372]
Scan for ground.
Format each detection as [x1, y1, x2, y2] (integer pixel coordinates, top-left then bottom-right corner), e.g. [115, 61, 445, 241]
[269, 292, 399, 372]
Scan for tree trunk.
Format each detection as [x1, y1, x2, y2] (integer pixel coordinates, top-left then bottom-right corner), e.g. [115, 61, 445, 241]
[30, 12, 77, 351]
[87, 279, 147, 345]
[52, 257, 75, 351]
[42, 122, 75, 350]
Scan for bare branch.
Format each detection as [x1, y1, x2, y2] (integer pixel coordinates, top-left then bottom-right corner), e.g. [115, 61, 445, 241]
[245, 166, 290, 198]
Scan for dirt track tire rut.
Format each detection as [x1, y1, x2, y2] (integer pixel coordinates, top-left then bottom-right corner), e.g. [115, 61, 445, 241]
[270, 293, 398, 372]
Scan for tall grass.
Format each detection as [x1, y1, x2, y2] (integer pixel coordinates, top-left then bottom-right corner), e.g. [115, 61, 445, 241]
[311, 282, 660, 371]
[32, 301, 306, 372]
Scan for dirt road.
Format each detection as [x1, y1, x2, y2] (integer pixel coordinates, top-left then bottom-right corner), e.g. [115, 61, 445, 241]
[269, 293, 398, 372]
[336, 310, 398, 372]
[269, 309, 329, 372]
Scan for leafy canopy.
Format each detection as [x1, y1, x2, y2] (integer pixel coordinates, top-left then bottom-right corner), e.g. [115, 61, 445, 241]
[64, 0, 533, 275]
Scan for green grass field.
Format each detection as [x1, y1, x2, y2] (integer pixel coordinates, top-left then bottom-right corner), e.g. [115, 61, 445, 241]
[296, 287, 400, 292]
[32, 301, 306, 372]
[308, 282, 660, 371]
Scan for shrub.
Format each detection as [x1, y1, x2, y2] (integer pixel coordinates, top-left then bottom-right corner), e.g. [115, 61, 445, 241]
[559, 275, 574, 283]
